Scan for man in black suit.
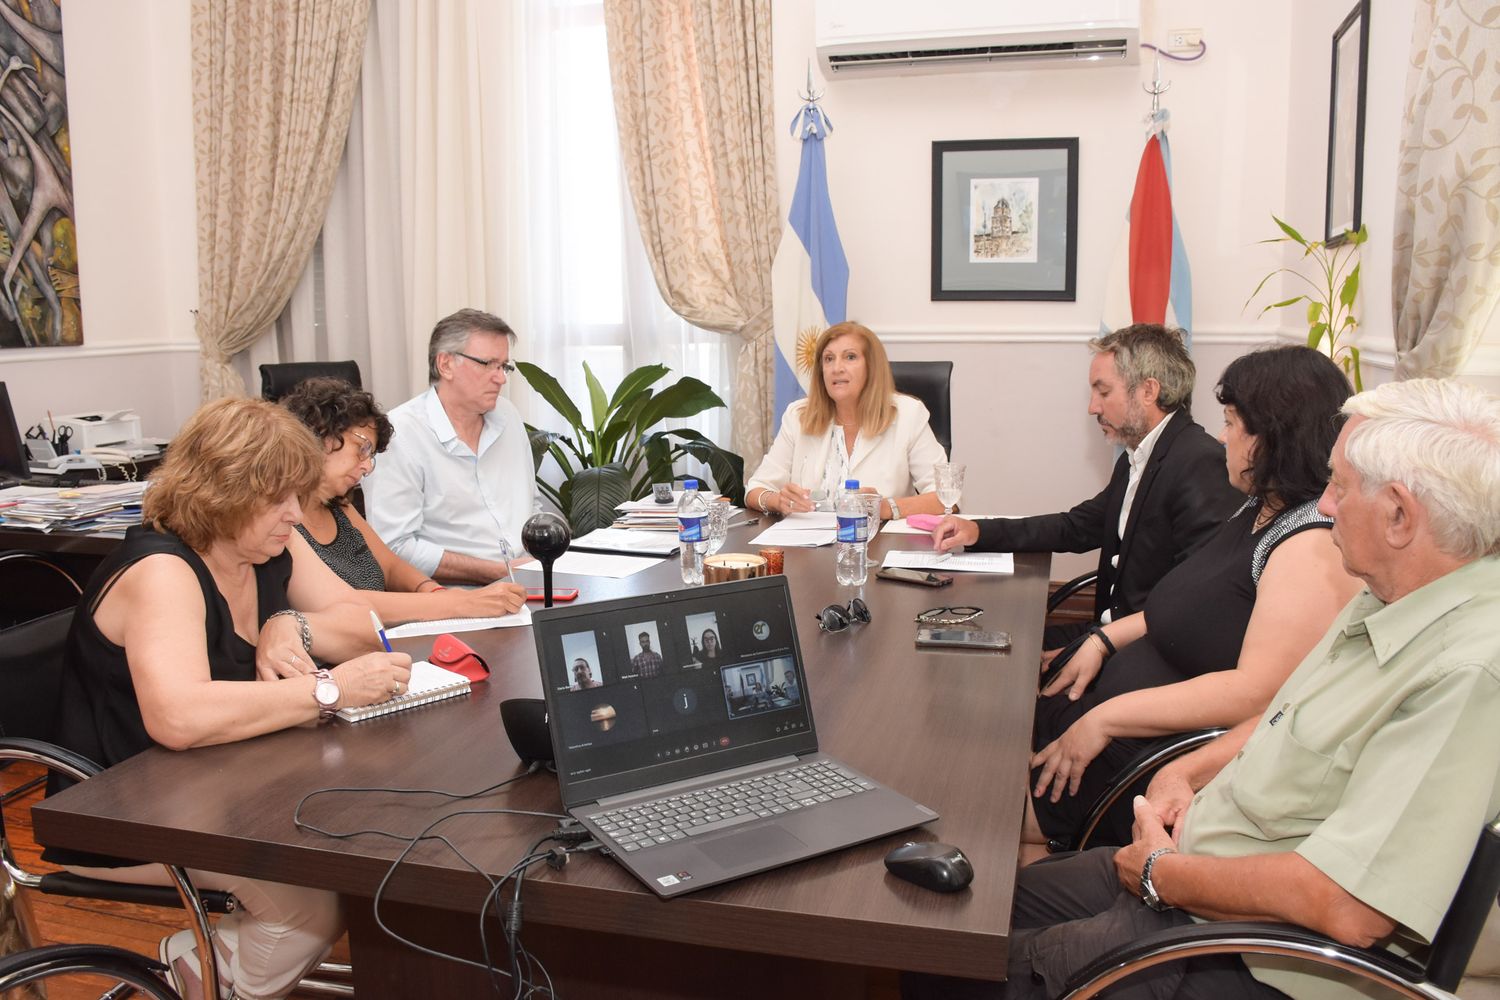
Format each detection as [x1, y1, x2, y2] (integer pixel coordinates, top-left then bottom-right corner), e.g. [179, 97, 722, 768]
[934, 324, 1241, 651]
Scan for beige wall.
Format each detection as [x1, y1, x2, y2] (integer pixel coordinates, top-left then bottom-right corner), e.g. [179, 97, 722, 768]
[0, 0, 198, 440]
[772, 0, 1412, 576]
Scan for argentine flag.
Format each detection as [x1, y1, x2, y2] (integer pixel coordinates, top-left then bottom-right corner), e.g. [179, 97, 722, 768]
[771, 101, 849, 429]
[1101, 111, 1192, 345]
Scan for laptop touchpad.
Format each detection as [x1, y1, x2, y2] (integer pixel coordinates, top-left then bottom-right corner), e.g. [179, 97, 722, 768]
[697, 826, 806, 867]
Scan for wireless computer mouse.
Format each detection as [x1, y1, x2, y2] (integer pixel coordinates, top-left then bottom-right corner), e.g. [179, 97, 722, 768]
[884, 841, 974, 892]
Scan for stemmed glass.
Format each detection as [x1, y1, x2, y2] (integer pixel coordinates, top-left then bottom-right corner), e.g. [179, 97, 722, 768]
[934, 462, 965, 516]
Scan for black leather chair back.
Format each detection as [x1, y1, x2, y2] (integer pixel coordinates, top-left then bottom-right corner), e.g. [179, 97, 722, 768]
[890, 361, 953, 459]
[259, 361, 363, 403]
[0, 610, 70, 743]
[0, 553, 81, 631]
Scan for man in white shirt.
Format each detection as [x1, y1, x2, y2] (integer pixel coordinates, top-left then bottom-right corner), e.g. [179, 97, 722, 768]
[363, 309, 540, 584]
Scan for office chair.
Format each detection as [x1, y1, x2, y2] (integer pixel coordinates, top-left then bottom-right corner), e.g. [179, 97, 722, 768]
[1046, 727, 1228, 854]
[0, 552, 81, 630]
[259, 360, 363, 402]
[891, 361, 953, 458]
[1059, 815, 1500, 999]
[0, 609, 353, 997]
[0, 942, 183, 999]
[1045, 570, 1098, 617]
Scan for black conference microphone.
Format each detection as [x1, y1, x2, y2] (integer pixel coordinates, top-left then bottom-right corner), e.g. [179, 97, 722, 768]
[521, 512, 571, 608]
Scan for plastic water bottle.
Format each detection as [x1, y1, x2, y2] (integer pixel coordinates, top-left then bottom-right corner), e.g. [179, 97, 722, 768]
[678, 479, 709, 586]
[835, 479, 869, 586]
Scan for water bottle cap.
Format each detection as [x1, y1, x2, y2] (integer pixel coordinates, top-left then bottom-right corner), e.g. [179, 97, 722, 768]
[683, 479, 698, 490]
[844, 479, 859, 489]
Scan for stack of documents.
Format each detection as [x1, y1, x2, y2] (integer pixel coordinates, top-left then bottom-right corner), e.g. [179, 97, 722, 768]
[571, 526, 679, 556]
[882, 550, 1014, 574]
[0, 481, 147, 534]
[613, 495, 684, 531]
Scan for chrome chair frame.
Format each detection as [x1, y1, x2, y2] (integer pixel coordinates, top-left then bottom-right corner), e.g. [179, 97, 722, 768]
[0, 942, 183, 999]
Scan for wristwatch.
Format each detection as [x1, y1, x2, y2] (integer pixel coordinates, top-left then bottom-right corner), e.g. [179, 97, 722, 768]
[313, 669, 341, 721]
[1140, 846, 1176, 911]
[888, 498, 902, 520]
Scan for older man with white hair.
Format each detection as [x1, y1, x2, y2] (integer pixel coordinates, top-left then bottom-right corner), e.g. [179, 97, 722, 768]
[907, 378, 1500, 1000]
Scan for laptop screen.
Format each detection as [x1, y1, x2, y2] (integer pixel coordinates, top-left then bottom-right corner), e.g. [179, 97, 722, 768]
[0, 383, 29, 479]
[533, 575, 819, 808]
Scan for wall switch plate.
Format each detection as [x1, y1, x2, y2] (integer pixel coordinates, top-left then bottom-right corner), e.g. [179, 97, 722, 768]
[1166, 28, 1202, 52]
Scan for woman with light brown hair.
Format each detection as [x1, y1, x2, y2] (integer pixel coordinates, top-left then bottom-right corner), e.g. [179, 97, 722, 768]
[746, 322, 947, 519]
[44, 396, 410, 1000]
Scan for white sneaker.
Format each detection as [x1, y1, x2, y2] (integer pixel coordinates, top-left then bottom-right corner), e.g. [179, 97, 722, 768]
[157, 929, 236, 1000]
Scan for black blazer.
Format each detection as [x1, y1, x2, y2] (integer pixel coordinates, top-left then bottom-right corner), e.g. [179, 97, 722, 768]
[976, 412, 1242, 623]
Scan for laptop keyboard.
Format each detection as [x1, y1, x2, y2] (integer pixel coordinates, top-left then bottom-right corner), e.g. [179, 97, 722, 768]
[588, 760, 875, 853]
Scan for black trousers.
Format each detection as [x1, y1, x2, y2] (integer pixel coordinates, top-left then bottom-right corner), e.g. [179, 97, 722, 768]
[901, 849, 1288, 1000]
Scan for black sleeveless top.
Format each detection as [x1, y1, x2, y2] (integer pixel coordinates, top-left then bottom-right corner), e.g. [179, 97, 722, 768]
[295, 503, 385, 591]
[44, 524, 293, 867]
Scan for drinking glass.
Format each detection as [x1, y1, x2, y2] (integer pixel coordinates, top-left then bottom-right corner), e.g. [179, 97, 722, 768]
[705, 498, 730, 556]
[860, 493, 883, 540]
[934, 462, 965, 516]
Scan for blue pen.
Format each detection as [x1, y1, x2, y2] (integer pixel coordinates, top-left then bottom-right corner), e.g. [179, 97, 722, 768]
[370, 610, 393, 652]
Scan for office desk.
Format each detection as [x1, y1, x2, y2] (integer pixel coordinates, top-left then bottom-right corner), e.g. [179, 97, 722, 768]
[33, 527, 1047, 998]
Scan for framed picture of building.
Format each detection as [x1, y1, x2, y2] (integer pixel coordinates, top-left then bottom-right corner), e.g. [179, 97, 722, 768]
[931, 138, 1078, 301]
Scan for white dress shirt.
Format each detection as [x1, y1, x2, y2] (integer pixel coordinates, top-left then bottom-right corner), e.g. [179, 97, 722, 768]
[1101, 410, 1175, 622]
[363, 387, 540, 576]
[747, 395, 947, 501]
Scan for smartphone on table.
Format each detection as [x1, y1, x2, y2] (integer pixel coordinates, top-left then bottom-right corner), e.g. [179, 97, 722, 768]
[526, 588, 580, 602]
[915, 626, 1011, 651]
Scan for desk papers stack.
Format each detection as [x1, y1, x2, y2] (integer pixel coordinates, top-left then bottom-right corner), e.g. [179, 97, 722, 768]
[0, 481, 147, 535]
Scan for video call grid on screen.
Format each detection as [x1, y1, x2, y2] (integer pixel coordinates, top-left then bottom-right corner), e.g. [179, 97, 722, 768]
[540, 585, 814, 783]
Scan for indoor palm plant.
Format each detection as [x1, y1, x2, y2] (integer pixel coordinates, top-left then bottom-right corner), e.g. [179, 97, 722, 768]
[1246, 216, 1369, 389]
[518, 361, 744, 535]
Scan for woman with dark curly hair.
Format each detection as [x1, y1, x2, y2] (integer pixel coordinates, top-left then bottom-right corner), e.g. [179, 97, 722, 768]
[280, 377, 526, 624]
[1020, 346, 1364, 854]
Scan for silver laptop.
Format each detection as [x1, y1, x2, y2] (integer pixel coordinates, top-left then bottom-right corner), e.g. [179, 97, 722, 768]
[532, 575, 937, 898]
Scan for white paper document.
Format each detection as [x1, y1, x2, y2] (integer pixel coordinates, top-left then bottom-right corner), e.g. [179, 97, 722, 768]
[881, 515, 1013, 535]
[385, 606, 534, 638]
[513, 551, 662, 577]
[571, 527, 680, 556]
[749, 523, 834, 547]
[882, 550, 1015, 574]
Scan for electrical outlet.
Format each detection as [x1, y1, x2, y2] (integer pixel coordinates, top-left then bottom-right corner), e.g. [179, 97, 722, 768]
[1166, 28, 1202, 52]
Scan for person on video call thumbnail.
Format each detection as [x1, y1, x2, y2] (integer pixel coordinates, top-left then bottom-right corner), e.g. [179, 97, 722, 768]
[630, 631, 663, 678]
[570, 658, 602, 691]
[696, 628, 724, 666]
[782, 668, 800, 703]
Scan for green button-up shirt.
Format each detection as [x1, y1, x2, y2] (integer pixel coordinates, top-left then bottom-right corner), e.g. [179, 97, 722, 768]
[1179, 555, 1500, 997]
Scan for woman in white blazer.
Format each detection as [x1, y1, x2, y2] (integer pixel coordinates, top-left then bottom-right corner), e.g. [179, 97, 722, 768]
[746, 322, 948, 520]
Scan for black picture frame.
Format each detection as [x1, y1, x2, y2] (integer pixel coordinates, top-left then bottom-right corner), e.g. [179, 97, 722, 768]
[1324, 0, 1370, 246]
[931, 138, 1079, 301]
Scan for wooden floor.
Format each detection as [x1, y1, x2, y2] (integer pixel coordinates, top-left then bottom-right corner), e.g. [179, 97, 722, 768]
[2, 761, 348, 999]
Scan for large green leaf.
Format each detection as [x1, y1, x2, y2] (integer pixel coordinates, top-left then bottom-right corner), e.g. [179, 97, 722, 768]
[635, 377, 726, 431]
[525, 425, 562, 474]
[583, 361, 610, 434]
[608, 363, 670, 410]
[647, 429, 746, 505]
[1272, 215, 1308, 246]
[1339, 262, 1361, 307]
[516, 361, 583, 430]
[567, 464, 632, 535]
[1307, 323, 1329, 350]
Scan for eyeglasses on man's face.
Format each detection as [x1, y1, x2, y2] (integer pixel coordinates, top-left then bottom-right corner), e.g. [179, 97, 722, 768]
[452, 350, 517, 375]
[818, 597, 872, 633]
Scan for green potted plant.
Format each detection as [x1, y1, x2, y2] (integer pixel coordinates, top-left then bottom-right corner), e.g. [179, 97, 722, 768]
[1246, 216, 1368, 389]
[517, 361, 745, 535]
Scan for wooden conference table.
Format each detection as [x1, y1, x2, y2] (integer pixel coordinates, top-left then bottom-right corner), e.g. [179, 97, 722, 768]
[33, 524, 1047, 998]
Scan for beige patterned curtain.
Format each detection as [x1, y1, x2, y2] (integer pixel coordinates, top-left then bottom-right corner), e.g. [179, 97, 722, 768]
[191, 0, 370, 400]
[603, 0, 779, 465]
[1392, 0, 1500, 379]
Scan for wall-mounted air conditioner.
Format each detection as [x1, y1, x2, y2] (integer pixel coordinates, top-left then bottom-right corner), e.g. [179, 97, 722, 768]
[816, 0, 1140, 78]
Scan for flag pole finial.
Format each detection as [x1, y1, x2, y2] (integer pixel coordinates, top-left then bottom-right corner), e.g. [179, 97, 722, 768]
[799, 58, 823, 103]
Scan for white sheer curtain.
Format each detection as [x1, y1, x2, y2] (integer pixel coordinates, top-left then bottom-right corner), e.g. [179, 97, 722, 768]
[508, 0, 734, 448]
[249, 0, 733, 455]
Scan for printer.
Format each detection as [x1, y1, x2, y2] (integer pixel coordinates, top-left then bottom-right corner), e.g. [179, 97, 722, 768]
[55, 409, 145, 451]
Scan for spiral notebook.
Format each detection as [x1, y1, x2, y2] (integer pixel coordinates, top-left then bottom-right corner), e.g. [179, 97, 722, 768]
[335, 660, 471, 722]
